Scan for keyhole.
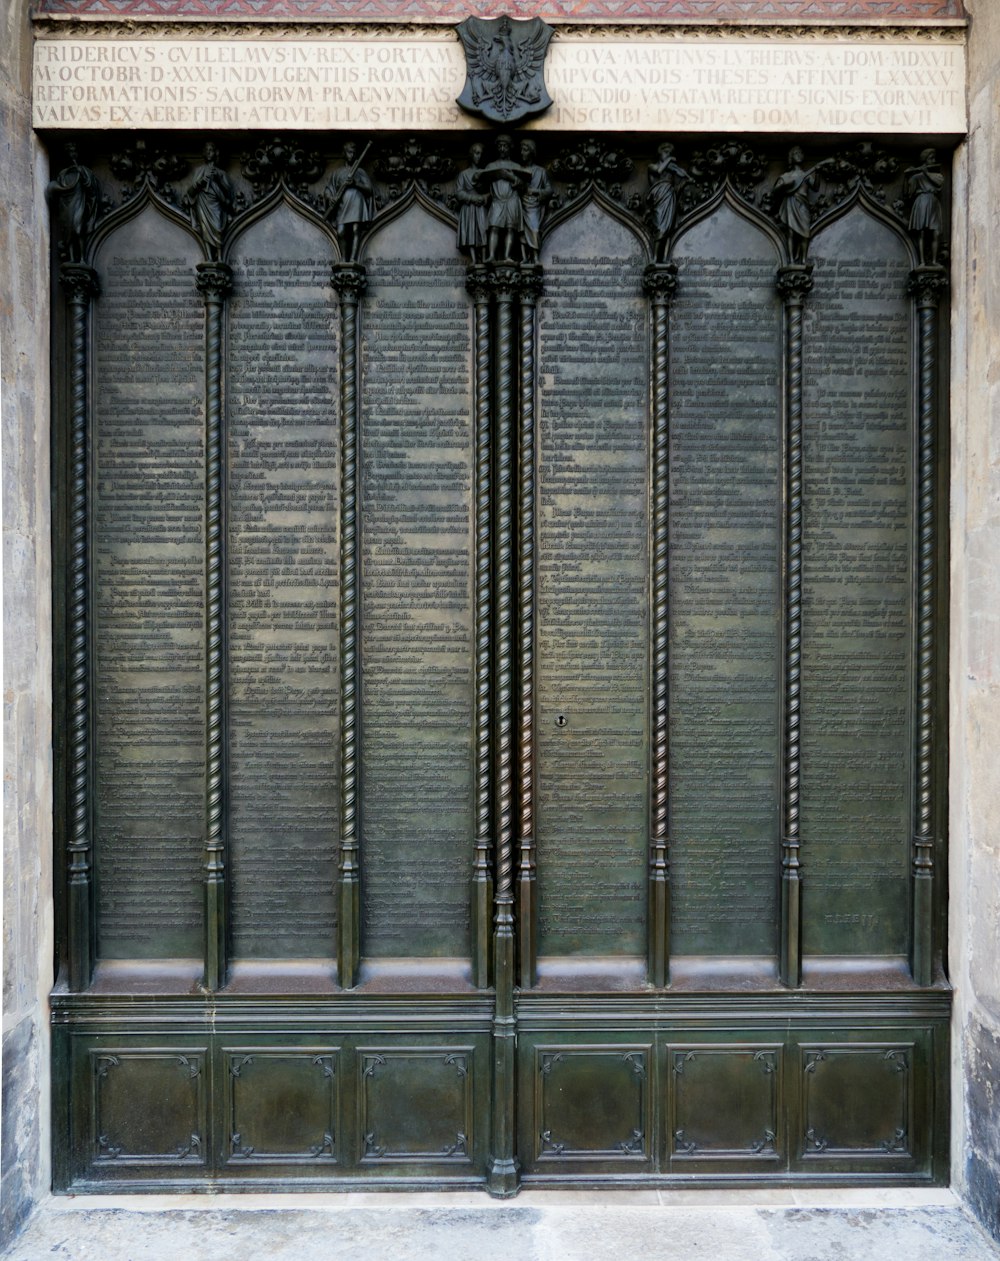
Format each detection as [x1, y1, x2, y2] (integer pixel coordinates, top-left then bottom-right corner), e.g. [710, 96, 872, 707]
[555, 714, 567, 728]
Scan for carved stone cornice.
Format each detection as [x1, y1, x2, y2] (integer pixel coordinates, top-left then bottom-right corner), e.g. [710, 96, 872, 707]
[31, 19, 967, 38]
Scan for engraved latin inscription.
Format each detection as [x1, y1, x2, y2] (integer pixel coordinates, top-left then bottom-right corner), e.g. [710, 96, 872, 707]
[92, 210, 205, 958]
[801, 211, 912, 956]
[669, 207, 781, 956]
[360, 208, 475, 958]
[228, 206, 339, 958]
[536, 206, 648, 956]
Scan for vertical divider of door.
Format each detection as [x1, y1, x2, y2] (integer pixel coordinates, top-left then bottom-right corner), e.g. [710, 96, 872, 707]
[488, 262, 520, 1197]
[63, 260, 101, 993]
[197, 259, 233, 992]
[468, 264, 494, 991]
[332, 261, 367, 990]
[517, 267, 543, 990]
[776, 262, 813, 989]
[908, 264, 948, 989]
[642, 261, 678, 989]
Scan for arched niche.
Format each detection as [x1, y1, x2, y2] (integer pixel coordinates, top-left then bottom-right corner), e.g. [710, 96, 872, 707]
[359, 201, 476, 960]
[668, 202, 782, 958]
[91, 205, 206, 961]
[535, 201, 649, 962]
[226, 202, 340, 961]
[800, 206, 913, 959]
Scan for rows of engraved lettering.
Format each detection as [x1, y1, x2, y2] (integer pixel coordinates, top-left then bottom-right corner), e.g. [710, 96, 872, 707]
[536, 228, 648, 953]
[800, 247, 911, 953]
[92, 241, 205, 954]
[227, 239, 340, 955]
[359, 246, 474, 955]
[668, 243, 780, 950]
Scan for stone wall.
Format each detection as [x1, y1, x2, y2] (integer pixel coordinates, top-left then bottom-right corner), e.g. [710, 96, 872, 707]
[951, 0, 1000, 1243]
[1, 0, 53, 1243]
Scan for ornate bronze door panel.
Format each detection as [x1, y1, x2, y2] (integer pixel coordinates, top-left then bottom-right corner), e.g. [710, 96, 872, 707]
[50, 131, 950, 1192]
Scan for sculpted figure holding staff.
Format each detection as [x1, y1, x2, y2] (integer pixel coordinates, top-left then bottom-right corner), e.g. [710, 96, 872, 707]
[455, 142, 489, 263]
[183, 142, 235, 260]
[325, 140, 374, 263]
[772, 146, 834, 264]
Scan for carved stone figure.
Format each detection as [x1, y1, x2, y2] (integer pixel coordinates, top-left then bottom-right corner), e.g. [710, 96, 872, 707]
[647, 142, 689, 263]
[455, 143, 489, 263]
[325, 140, 374, 263]
[183, 143, 235, 260]
[456, 15, 554, 125]
[906, 148, 944, 266]
[479, 134, 529, 264]
[519, 139, 552, 265]
[46, 144, 101, 263]
[772, 146, 832, 264]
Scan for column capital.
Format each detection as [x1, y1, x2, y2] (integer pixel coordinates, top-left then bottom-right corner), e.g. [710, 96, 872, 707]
[195, 260, 233, 300]
[642, 262, 678, 303]
[908, 264, 949, 308]
[59, 262, 100, 300]
[776, 263, 814, 303]
[331, 261, 367, 301]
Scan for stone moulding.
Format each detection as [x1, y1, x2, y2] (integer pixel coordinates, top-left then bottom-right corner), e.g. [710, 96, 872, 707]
[30, 0, 968, 27]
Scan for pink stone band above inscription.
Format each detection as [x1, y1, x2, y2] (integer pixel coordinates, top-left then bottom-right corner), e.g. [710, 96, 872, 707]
[32, 0, 967, 25]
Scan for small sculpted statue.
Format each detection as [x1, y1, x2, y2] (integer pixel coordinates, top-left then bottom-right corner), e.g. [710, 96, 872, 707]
[771, 146, 833, 265]
[183, 143, 235, 260]
[46, 143, 101, 264]
[455, 142, 489, 263]
[905, 148, 944, 267]
[647, 142, 688, 263]
[519, 138, 552, 265]
[479, 133, 530, 265]
[325, 140, 374, 264]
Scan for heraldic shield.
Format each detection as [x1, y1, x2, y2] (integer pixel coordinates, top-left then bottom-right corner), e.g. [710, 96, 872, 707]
[456, 15, 555, 125]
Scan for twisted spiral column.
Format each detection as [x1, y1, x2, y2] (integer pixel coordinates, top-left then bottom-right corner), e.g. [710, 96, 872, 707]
[777, 263, 813, 988]
[908, 264, 947, 987]
[332, 261, 366, 989]
[467, 264, 494, 990]
[196, 260, 232, 992]
[62, 262, 100, 992]
[487, 261, 519, 1198]
[516, 265, 542, 990]
[642, 262, 677, 989]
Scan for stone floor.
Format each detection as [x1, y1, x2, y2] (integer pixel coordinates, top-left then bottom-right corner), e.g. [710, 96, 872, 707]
[4, 1190, 1000, 1261]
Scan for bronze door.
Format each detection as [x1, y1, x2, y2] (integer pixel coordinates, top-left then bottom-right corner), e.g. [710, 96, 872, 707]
[50, 131, 950, 1192]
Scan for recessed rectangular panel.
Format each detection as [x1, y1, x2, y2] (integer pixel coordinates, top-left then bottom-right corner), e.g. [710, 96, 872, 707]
[359, 1047, 474, 1163]
[360, 207, 475, 958]
[92, 211, 205, 959]
[224, 1048, 338, 1164]
[529, 1045, 651, 1166]
[801, 212, 913, 957]
[798, 1043, 915, 1163]
[669, 206, 782, 955]
[536, 205, 649, 957]
[228, 207, 340, 958]
[669, 1045, 781, 1163]
[90, 1048, 206, 1165]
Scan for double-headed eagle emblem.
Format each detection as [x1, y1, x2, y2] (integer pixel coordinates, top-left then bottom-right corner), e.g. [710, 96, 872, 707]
[456, 16, 555, 126]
